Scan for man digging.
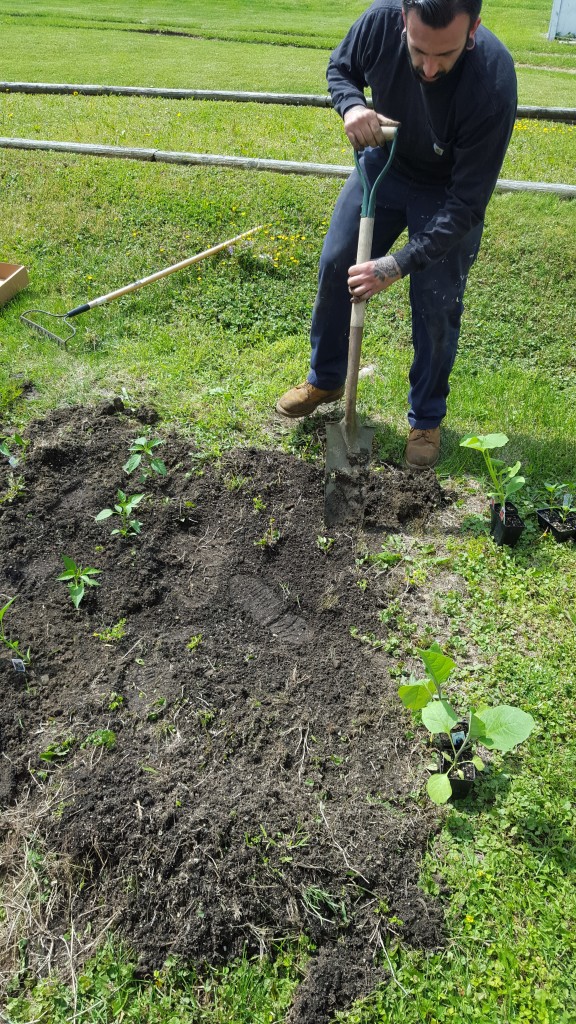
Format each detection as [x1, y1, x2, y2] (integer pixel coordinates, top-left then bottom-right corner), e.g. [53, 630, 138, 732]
[276, 0, 517, 469]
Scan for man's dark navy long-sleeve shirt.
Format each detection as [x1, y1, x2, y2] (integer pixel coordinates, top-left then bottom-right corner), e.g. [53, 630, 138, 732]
[327, 0, 517, 276]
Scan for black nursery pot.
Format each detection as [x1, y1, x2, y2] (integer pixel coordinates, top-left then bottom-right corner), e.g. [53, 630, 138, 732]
[489, 499, 525, 547]
[433, 721, 468, 754]
[536, 508, 576, 543]
[438, 755, 477, 799]
[433, 724, 476, 799]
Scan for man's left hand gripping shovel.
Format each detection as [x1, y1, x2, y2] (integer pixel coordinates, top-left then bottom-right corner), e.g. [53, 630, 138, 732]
[324, 124, 399, 528]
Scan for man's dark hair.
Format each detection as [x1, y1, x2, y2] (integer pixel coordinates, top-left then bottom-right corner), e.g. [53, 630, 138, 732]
[402, 0, 482, 28]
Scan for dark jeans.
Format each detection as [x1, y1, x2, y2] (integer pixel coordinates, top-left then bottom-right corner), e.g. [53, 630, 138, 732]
[307, 147, 484, 428]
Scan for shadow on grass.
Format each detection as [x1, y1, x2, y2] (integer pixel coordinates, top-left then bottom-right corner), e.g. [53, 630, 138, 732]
[281, 416, 576, 487]
[444, 766, 576, 871]
[440, 424, 576, 484]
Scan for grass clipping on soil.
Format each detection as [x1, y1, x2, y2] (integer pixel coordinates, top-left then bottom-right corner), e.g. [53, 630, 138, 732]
[0, 402, 446, 1016]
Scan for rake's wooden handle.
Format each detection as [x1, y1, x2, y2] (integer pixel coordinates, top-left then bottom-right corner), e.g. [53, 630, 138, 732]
[65, 224, 264, 317]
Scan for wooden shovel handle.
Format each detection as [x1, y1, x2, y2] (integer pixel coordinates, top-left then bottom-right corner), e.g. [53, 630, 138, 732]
[378, 125, 398, 143]
[345, 215, 374, 435]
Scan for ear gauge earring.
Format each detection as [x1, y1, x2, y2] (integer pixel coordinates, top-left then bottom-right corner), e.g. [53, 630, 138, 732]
[466, 36, 476, 50]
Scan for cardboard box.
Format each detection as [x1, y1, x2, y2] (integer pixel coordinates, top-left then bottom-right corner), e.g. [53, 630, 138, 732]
[0, 263, 29, 307]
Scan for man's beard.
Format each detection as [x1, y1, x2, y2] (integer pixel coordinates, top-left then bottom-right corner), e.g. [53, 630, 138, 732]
[406, 47, 448, 83]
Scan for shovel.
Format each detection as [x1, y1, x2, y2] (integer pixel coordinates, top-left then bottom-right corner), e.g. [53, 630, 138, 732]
[324, 126, 398, 528]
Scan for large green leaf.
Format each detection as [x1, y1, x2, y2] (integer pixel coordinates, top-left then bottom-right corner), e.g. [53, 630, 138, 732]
[123, 453, 141, 474]
[426, 773, 453, 804]
[468, 712, 488, 741]
[421, 700, 459, 735]
[418, 645, 455, 688]
[69, 583, 85, 609]
[460, 432, 509, 452]
[474, 705, 535, 753]
[0, 596, 16, 624]
[398, 680, 434, 711]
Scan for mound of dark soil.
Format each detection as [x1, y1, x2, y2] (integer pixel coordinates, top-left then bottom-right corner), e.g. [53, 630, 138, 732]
[0, 402, 448, 1020]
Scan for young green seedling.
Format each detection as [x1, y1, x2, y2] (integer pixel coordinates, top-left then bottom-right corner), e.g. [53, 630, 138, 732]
[0, 597, 31, 662]
[542, 481, 576, 523]
[0, 432, 26, 468]
[96, 490, 145, 537]
[39, 736, 75, 762]
[57, 556, 101, 610]
[316, 535, 335, 554]
[93, 618, 127, 643]
[398, 643, 535, 804]
[0, 473, 25, 505]
[254, 517, 281, 549]
[123, 435, 166, 480]
[460, 432, 525, 518]
[81, 729, 117, 750]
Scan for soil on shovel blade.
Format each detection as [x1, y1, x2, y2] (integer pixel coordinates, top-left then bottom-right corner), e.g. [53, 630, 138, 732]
[0, 401, 449, 1021]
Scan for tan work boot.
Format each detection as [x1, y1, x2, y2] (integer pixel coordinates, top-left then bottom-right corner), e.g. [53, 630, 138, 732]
[275, 381, 345, 418]
[405, 427, 441, 469]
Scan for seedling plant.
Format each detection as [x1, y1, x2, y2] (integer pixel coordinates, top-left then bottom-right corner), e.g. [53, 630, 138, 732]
[316, 535, 335, 554]
[81, 729, 117, 750]
[399, 643, 535, 804]
[460, 432, 525, 519]
[123, 435, 167, 480]
[96, 490, 145, 537]
[0, 597, 30, 663]
[93, 618, 127, 643]
[57, 556, 101, 610]
[39, 736, 75, 762]
[541, 481, 576, 523]
[254, 517, 281, 549]
[0, 432, 26, 467]
[0, 473, 25, 505]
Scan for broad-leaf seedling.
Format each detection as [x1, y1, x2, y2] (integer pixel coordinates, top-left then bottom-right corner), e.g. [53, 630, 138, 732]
[0, 597, 31, 663]
[39, 736, 75, 762]
[81, 729, 117, 750]
[460, 433, 525, 519]
[316, 535, 335, 554]
[542, 481, 576, 523]
[57, 556, 101, 610]
[123, 435, 166, 480]
[94, 618, 127, 643]
[254, 517, 281, 549]
[96, 490, 145, 537]
[399, 643, 535, 804]
[0, 432, 26, 468]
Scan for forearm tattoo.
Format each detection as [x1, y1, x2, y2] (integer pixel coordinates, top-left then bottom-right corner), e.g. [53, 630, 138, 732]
[373, 255, 401, 281]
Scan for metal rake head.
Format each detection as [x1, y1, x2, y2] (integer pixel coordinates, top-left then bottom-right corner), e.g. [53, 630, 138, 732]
[20, 309, 77, 347]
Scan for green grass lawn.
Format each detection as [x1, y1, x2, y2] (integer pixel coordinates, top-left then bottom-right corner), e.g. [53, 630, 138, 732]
[0, 0, 575, 104]
[2, 94, 574, 184]
[2, 1, 576, 1022]
[1, 0, 575, 60]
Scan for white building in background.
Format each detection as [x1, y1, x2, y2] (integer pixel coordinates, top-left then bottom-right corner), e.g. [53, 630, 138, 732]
[548, 0, 576, 39]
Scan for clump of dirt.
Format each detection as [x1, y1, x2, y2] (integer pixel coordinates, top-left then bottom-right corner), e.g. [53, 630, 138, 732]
[0, 402, 448, 1021]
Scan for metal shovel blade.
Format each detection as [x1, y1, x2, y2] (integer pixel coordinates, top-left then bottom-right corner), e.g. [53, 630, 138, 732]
[324, 421, 374, 528]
